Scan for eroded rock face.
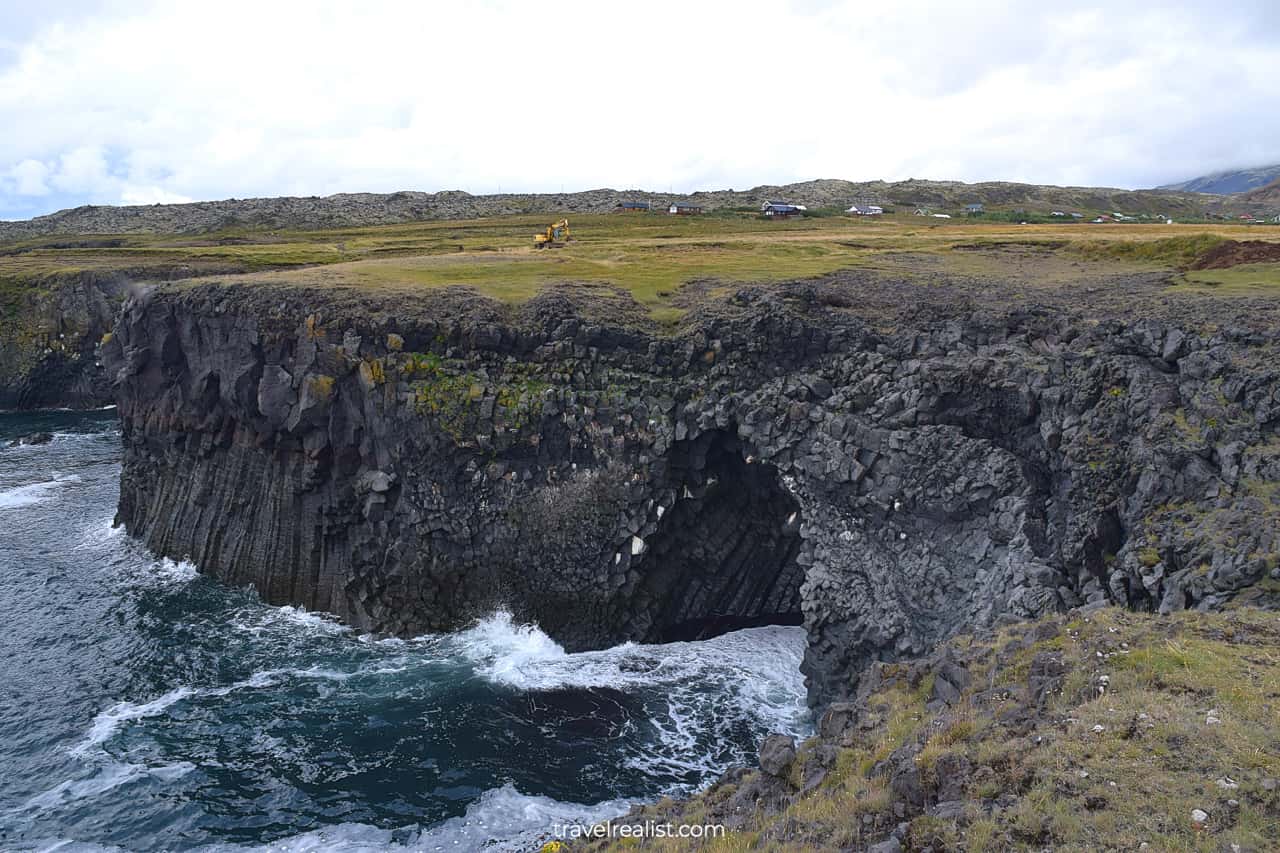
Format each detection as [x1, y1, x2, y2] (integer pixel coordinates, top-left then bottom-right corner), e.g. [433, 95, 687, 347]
[0, 272, 125, 410]
[105, 280, 1280, 707]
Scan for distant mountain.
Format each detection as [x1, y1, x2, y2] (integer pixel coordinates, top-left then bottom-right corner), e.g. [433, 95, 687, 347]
[1241, 177, 1280, 204]
[1159, 164, 1280, 194]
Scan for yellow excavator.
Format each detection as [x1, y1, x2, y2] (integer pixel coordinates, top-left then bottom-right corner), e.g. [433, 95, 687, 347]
[533, 218, 571, 249]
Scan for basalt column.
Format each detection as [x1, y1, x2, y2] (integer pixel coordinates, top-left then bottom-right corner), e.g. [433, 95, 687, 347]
[624, 429, 805, 642]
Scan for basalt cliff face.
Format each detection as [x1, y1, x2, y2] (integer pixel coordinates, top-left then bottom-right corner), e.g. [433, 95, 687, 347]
[105, 276, 1280, 706]
[0, 272, 124, 410]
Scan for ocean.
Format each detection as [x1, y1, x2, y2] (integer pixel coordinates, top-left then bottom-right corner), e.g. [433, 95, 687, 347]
[0, 410, 810, 851]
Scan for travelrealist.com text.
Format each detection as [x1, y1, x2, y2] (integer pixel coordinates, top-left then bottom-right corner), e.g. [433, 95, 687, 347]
[554, 820, 727, 840]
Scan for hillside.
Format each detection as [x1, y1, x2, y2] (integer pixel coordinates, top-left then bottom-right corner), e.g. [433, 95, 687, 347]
[0, 178, 1247, 241]
[1159, 164, 1280, 194]
[577, 604, 1280, 852]
[1243, 178, 1280, 204]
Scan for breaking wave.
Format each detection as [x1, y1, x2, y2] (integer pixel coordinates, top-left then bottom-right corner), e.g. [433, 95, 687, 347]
[0, 474, 80, 509]
[1, 411, 812, 850]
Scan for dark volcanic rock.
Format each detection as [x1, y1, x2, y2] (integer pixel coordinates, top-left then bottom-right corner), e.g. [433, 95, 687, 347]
[0, 272, 126, 410]
[758, 734, 797, 779]
[104, 276, 1280, 707]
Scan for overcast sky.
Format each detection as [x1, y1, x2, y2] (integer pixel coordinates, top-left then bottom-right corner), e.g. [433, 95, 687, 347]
[1, 0, 1277, 220]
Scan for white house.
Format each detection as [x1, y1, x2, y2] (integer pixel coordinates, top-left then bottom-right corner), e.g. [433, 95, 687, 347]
[847, 204, 883, 216]
[931, 213, 951, 219]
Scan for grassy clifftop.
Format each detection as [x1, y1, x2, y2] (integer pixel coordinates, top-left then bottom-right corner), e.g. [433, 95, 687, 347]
[5, 210, 1280, 406]
[8, 212, 1275, 326]
[574, 604, 1280, 852]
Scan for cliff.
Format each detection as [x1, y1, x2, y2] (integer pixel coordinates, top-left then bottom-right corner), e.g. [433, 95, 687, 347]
[580, 605, 1280, 851]
[0, 271, 125, 409]
[105, 273, 1280, 707]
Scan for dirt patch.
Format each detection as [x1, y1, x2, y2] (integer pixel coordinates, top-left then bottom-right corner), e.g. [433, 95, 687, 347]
[1188, 239, 1280, 270]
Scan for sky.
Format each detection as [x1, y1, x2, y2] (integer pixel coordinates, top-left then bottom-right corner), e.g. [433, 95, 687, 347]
[0, 0, 1277, 220]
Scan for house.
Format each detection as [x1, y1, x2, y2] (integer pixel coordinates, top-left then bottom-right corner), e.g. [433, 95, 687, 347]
[847, 204, 883, 216]
[1051, 211, 1065, 217]
[1070, 213, 1084, 219]
[617, 201, 651, 212]
[762, 201, 805, 218]
[931, 213, 952, 219]
[1272, 214, 1280, 224]
[667, 202, 702, 215]
[913, 208, 930, 216]
[965, 203, 984, 215]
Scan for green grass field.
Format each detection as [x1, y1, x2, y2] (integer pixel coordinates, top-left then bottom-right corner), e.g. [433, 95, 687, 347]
[4, 212, 1280, 323]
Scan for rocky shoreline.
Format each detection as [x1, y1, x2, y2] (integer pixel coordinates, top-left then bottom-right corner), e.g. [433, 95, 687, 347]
[580, 605, 1280, 851]
[104, 270, 1280, 708]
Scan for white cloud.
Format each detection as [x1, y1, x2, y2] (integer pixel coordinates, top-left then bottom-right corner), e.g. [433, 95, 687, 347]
[49, 146, 114, 195]
[9, 159, 50, 195]
[0, 0, 1277, 219]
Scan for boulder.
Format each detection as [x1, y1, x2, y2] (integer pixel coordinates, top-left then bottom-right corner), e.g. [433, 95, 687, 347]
[758, 734, 797, 779]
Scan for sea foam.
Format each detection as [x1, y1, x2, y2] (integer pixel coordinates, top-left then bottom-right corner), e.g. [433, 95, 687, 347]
[227, 783, 633, 853]
[0, 475, 80, 510]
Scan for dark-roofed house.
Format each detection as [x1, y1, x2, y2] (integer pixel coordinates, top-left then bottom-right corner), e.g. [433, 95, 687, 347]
[762, 201, 805, 218]
[965, 203, 984, 214]
[617, 201, 652, 212]
[668, 202, 702, 215]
